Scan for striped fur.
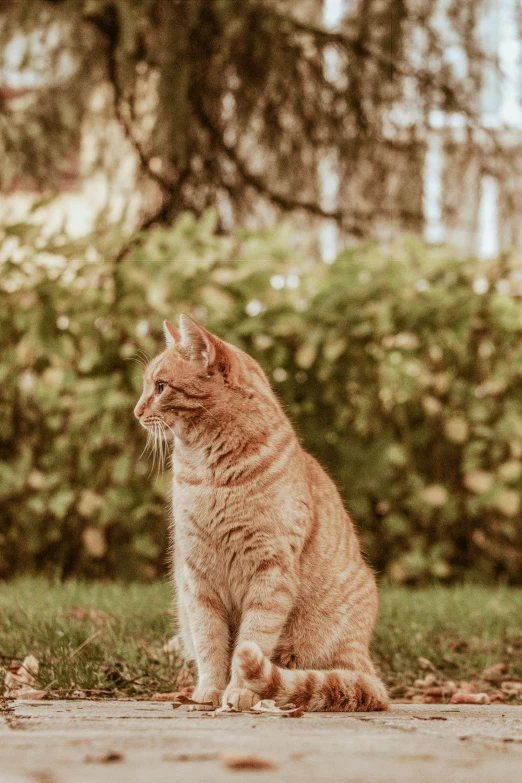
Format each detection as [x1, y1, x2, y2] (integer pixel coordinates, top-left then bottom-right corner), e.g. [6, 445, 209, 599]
[134, 315, 388, 712]
[235, 641, 387, 711]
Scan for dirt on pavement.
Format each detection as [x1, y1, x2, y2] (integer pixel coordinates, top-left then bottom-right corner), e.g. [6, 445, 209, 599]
[1, 700, 521, 783]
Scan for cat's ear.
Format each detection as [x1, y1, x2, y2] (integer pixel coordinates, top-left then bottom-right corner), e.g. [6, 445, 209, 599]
[179, 314, 217, 367]
[163, 320, 180, 349]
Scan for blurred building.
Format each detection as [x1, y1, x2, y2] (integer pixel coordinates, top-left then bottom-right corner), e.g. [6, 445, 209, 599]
[422, 0, 522, 258]
[1, 0, 522, 257]
[321, 0, 522, 261]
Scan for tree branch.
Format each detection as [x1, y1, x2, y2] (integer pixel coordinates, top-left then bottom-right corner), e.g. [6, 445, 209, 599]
[194, 99, 366, 236]
[84, 3, 180, 196]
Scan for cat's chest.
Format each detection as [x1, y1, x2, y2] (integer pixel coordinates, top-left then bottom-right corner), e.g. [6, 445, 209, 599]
[171, 474, 291, 591]
[173, 480, 260, 598]
[173, 479, 251, 554]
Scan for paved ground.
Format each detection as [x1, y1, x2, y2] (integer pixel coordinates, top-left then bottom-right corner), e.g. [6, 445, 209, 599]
[1, 700, 521, 783]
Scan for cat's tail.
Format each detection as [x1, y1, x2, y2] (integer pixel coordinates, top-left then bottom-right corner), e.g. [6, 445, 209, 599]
[235, 641, 388, 712]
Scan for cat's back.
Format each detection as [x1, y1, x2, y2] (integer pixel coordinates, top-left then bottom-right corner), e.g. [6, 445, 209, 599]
[298, 449, 374, 589]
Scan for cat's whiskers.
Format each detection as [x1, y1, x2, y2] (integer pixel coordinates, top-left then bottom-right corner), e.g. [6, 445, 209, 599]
[138, 429, 152, 463]
[135, 348, 152, 363]
[150, 422, 159, 478]
[123, 355, 148, 370]
[147, 418, 174, 480]
[158, 423, 166, 478]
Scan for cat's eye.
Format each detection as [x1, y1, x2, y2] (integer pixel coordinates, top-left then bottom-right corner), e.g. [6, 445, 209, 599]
[156, 381, 167, 394]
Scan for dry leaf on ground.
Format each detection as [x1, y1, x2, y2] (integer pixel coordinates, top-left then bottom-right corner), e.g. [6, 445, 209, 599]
[282, 708, 305, 718]
[4, 655, 39, 695]
[422, 682, 457, 703]
[482, 663, 507, 681]
[221, 753, 279, 771]
[251, 699, 305, 716]
[11, 689, 47, 700]
[450, 692, 490, 704]
[151, 692, 186, 702]
[174, 693, 213, 707]
[501, 681, 522, 695]
[414, 674, 436, 688]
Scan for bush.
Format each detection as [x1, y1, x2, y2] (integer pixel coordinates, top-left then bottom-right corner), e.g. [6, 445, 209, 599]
[2, 212, 522, 582]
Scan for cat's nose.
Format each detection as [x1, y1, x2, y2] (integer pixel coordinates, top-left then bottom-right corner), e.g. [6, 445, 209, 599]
[134, 401, 145, 419]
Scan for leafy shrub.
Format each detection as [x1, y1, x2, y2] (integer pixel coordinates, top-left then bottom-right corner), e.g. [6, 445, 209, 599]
[2, 212, 522, 582]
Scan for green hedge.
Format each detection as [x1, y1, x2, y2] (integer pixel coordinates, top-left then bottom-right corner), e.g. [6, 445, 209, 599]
[2, 212, 522, 582]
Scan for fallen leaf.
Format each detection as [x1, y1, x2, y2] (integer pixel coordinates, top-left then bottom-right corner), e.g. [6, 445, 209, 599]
[152, 692, 185, 702]
[175, 693, 213, 707]
[4, 655, 39, 694]
[450, 692, 490, 705]
[482, 663, 506, 681]
[489, 690, 506, 703]
[421, 683, 457, 704]
[221, 753, 278, 771]
[422, 687, 443, 704]
[282, 708, 305, 718]
[414, 674, 436, 688]
[422, 682, 457, 703]
[11, 689, 48, 700]
[501, 681, 522, 695]
[250, 699, 305, 716]
[250, 699, 280, 712]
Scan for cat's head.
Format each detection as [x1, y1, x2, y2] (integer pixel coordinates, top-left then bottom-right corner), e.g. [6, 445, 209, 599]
[134, 315, 277, 441]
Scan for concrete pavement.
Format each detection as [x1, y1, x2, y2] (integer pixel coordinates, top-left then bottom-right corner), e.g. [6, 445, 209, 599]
[1, 699, 522, 782]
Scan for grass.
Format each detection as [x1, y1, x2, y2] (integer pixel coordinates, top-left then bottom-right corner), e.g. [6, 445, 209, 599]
[0, 579, 179, 698]
[1, 578, 521, 699]
[374, 584, 522, 696]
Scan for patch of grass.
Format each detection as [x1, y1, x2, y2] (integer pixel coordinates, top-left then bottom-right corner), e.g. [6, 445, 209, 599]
[0, 579, 521, 697]
[373, 584, 522, 691]
[0, 578, 183, 697]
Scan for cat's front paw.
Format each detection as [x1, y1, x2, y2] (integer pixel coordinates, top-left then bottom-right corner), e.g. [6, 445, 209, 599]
[222, 686, 260, 711]
[191, 686, 224, 710]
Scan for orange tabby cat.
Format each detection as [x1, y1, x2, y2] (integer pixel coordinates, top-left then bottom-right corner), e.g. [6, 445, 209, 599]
[134, 315, 388, 712]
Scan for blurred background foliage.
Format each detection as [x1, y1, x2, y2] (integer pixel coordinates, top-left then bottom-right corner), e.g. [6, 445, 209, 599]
[2, 212, 522, 583]
[2, 0, 522, 587]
